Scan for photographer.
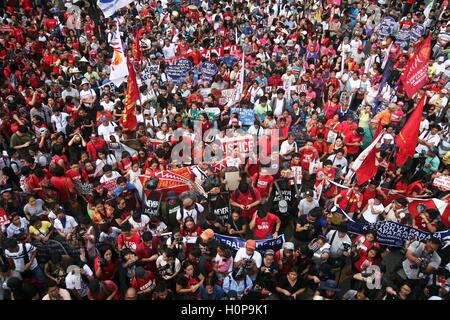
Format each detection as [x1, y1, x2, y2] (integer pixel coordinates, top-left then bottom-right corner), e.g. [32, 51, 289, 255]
[275, 242, 297, 276]
[325, 224, 352, 270]
[234, 240, 262, 281]
[294, 207, 322, 244]
[165, 229, 187, 260]
[396, 238, 442, 297]
[222, 267, 253, 300]
[257, 249, 279, 285]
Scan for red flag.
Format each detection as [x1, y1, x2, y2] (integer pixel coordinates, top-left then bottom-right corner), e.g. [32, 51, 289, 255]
[132, 28, 142, 63]
[355, 122, 383, 185]
[120, 57, 139, 131]
[395, 95, 426, 166]
[400, 34, 431, 98]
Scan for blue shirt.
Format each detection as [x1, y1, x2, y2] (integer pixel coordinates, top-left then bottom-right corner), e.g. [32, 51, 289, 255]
[222, 275, 253, 297]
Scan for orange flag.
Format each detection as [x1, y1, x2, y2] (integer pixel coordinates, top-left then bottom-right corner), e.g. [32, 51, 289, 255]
[120, 57, 139, 131]
[395, 95, 426, 166]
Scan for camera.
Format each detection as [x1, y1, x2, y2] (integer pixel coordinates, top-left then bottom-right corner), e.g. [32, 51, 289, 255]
[306, 224, 314, 231]
[98, 258, 106, 267]
[158, 264, 172, 275]
[342, 243, 351, 252]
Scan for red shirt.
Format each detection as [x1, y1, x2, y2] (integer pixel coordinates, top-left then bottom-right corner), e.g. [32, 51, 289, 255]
[340, 121, 358, 138]
[44, 18, 58, 30]
[299, 148, 318, 171]
[231, 188, 261, 220]
[49, 176, 74, 202]
[131, 270, 156, 293]
[135, 237, 159, 269]
[86, 139, 108, 161]
[118, 232, 142, 252]
[252, 173, 274, 198]
[88, 280, 120, 300]
[254, 213, 279, 240]
[414, 215, 436, 232]
[344, 131, 362, 155]
[94, 257, 119, 281]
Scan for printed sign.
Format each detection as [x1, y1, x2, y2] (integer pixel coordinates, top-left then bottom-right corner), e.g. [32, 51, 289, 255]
[230, 108, 255, 126]
[0, 208, 10, 227]
[433, 176, 450, 191]
[396, 29, 411, 49]
[200, 61, 218, 82]
[220, 89, 236, 105]
[410, 24, 426, 43]
[377, 17, 398, 40]
[214, 233, 285, 253]
[165, 45, 241, 65]
[166, 59, 193, 82]
[221, 135, 256, 157]
[140, 64, 159, 83]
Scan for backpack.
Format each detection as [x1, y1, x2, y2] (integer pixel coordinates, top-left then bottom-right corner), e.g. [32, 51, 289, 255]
[37, 153, 52, 168]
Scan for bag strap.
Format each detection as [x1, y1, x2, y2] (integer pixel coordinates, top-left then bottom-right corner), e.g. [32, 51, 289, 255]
[329, 230, 338, 247]
[22, 243, 30, 265]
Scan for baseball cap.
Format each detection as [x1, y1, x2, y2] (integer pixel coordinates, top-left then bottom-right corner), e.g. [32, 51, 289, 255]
[200, 229, 215, 241]
[166, 191, 178, 200]
[305, 190, 314, 197]
[264, 249, 275, 256]
[438, 56, 445, 62]
[283, 242, 294, 251]
[101, 115, 108, 122]
[246, 239, 257, 250]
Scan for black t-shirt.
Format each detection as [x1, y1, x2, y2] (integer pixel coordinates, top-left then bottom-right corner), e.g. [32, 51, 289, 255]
[294, 215, 320, 242]
[157, 93, 174, 109]
[228, 218, 245, 233]
[278, 275, 306, 295]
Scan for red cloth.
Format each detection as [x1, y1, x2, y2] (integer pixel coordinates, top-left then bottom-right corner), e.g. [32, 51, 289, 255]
[94, 257, 119, 281]
[120, 57, 139, 131]
[230, 188, 261, 220]
[400, 35, 431, 98]
[395, 95, 426, 166]
[355, 123, 382, 185]
[252, 173, 274, 198]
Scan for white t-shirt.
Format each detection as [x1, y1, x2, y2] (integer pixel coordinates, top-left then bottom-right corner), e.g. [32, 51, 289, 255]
[416, 131, 441, 154]
[100, 171, 121, 191]
[100, 100, 115, 112]
[5, 243, 38, 272]
[53, 215, 79, 234]
[6, 217, 29, 238]
[65, 264, 93, 295]
[361, 199, 384, 224]
[156, 256, 181, 274]
[129, 215, 150, 234]
[175, 203, 205, 224]
[51, 112, 70, 133]
[79, 88, 96, 105]
[326, 230, 352, 259]
[298, 198, 320, 216]
[280, 140, 298, 159]
[273, 98, 284, 117]
[42, 288, 72, 300]
[162, 44, 177, 59]
[98, 122, 117, 141]
[234, 248, 262, 268]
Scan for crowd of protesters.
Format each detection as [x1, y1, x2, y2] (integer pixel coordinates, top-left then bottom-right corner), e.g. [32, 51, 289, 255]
[0, 0, 450, 301]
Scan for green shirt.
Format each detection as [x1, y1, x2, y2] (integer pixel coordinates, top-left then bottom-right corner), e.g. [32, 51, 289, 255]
[10, 132, 32, 150]
[254, 103, 272, 121]
[362, 125, 376, 149]
[423, 156, 440, 174]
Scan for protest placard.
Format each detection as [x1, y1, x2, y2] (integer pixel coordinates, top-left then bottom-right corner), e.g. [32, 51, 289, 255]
[230, 108, 255, 126]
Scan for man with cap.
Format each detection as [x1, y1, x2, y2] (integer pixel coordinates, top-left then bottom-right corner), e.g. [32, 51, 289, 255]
[79, 78, 97, 109]
[234, 239, 262, 280]
[249, 202, 281, 240]
[414, 146, 441, 180]
[294, 207, 322, 244]
[161, 191, 181, 230]
[313, 279, 341, 300]
[97, 115, 117, 142]
[65, 262, 95, 300]
[195, 228, 218, 257]
[274, 242, 297, 275]
[176, 192, 204, 225]
[297, 190, 320, 216]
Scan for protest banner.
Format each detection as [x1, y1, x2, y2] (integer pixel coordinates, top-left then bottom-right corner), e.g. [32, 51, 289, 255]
[214, 233, 285, 253]
[140, 64, 159, 84]
[166, 59, 193, 82]
[99, 81, 116, 95]
[377, 17, 398, 40]
[190, 109, 217, 121]
[433, 176, 450, 191]
[221, 135, 256, 157]
[396, 29, 411, 49]
[410, 24, 426, 43]
[165, 45, 241, 65]
[200, 61, 218, 82]
[230, 108, 255, 126]
[347, 220, 450, 248]
[220, 89, 236, 105]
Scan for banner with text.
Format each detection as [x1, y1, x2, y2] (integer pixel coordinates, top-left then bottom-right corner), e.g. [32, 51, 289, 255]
[230, 108, 255, 126]
[347, 220, 450, 247]
[214, 233, 285, 253]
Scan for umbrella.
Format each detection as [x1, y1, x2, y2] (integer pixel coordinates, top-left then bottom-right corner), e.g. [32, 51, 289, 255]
[187, 5, 198, 10]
